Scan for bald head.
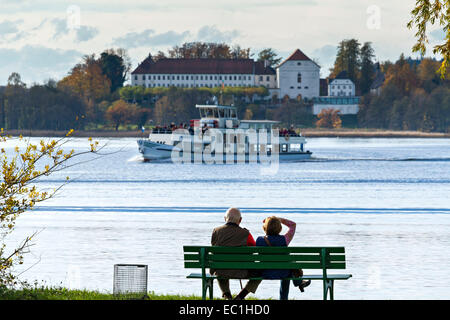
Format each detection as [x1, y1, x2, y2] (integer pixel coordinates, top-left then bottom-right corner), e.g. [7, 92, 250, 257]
[225, 207, 242, 224]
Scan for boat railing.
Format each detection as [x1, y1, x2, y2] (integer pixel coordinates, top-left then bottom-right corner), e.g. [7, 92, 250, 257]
[151, 128, 303, 137]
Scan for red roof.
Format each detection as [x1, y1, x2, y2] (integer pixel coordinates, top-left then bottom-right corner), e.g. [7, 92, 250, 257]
[132, 57, 276, 75]
[278, 49, 318, 67]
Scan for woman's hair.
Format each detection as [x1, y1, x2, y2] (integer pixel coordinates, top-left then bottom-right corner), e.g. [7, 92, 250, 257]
[263, 216, 282, 236]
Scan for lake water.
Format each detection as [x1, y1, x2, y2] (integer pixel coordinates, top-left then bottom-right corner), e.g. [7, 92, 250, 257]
[4, 137, 450, 299]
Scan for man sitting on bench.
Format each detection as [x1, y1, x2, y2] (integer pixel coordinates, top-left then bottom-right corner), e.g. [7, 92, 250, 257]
[210, 207, 262, 300]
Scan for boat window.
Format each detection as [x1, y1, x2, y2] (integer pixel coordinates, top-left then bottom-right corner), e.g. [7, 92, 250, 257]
[290, 143, 301, 152]
[230, 109, 236, 118]
[219, 109, 225, 118]
[282, 144, 288, 152]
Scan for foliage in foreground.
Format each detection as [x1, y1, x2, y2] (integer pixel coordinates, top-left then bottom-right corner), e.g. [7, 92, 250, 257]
[0, 131, 101, 287]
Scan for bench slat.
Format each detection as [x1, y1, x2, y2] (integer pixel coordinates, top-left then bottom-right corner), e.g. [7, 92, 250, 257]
[208, 254, 322, 262]
[208, 261, 346, 270]
[185, 253, 345, 263]
[183, 246, 345, 254]
[186, 273, 352, 280]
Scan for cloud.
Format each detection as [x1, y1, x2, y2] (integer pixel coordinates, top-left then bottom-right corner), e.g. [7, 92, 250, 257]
[113, 29, 190, 48]
[196, 25, 239, 43]
[312, 44, 337, 71]
[47, 18, 99, 42]
[75, 25, 100, 42]
[0, 45, 83, 85]
[50, 18, 69, 40]
[0, 19, 27, 41]
[0, 0, 317, 14]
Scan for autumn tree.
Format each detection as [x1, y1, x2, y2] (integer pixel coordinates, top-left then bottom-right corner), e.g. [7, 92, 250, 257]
[316, 109, 342, 129]
[384, 57, 420, 96]
[58, 55, 111, 104]
[106, 99, 140, 131]
[408, 0, 450, 77]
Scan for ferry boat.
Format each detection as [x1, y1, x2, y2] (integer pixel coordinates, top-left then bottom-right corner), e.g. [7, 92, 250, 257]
[137, 104, 312, 163]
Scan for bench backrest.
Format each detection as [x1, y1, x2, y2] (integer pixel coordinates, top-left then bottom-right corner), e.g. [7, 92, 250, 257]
[184, 246, 346, 273]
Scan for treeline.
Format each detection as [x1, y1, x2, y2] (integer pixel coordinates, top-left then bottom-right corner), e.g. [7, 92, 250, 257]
[0, 48, 133, 131]
[0, 43, 282, 131]
[1, 40, 449, 132]
[358, 55, 450, 132]
[151, 42, 281, 67]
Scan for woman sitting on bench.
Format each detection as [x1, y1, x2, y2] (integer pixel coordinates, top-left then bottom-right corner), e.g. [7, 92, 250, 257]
[255, 216, 311, 300]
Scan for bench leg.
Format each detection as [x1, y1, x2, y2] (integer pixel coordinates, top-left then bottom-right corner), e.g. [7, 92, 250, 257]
[323, 280, 334, 300]
[207, 279, 214, 300]
[202, 278, 214, 300]
[202, 279, 207, 300]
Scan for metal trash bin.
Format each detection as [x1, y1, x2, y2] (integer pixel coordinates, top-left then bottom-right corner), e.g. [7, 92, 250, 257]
[113, 264, 148, 295]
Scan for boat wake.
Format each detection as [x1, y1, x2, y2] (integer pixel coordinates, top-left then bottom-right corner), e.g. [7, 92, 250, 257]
[311, 157, 450, 162]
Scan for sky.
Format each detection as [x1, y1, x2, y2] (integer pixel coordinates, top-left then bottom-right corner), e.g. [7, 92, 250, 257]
[0, 0, 446, 85]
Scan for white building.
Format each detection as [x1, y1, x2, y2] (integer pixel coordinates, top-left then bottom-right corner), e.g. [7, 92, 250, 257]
[312, 71, 360, 115]
[312, 96, 360, 115]
[131, 49, 321, 101]
[276, 49, 320, 100]
[131, 57, 277, 89]
[328, 79, 355, 97]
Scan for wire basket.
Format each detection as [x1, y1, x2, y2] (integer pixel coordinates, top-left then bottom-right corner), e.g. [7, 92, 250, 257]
[113, 264, 148, 295]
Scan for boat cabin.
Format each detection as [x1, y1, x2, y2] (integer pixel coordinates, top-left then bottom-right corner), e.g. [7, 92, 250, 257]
[196, 104, 239, 129]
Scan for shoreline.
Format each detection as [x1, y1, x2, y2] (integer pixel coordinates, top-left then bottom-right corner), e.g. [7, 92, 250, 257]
[2, 129, 450, 139]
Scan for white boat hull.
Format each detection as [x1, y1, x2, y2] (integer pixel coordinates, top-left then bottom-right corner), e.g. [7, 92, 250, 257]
[137, 140, 312, 163]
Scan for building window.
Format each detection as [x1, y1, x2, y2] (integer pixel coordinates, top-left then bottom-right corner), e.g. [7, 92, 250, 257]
[234, 76, 237, 80]
[297, 62, 302, 66]
[134, 75, 138, 80]
[297, 73, 302, 83]
[266, 76, 270, 81]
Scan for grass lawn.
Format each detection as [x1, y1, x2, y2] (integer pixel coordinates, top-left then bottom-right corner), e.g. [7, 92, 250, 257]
[0, 286, 204, 300]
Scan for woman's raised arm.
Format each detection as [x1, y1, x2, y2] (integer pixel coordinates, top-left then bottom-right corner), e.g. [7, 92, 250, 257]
[279, 218, 296, 246]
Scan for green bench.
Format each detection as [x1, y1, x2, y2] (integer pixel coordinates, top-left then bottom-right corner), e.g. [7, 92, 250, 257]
[184, 246, 352, 300]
